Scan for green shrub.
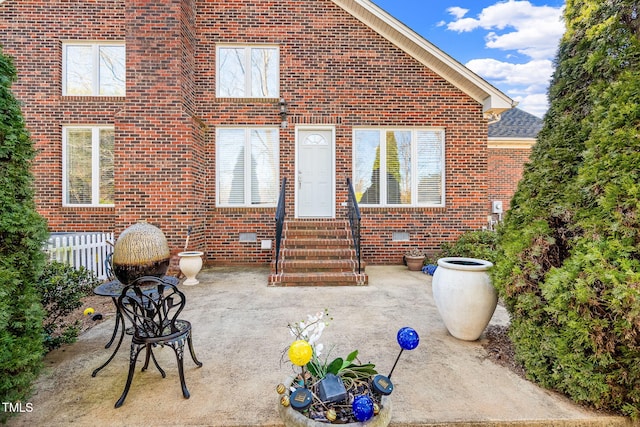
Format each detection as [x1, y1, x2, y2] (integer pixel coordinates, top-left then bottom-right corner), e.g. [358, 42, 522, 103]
[428, 230, 498, 264]
[37, 261, 101, 351]
[493, 1, 640, 418]
[0, 46, 49, 421]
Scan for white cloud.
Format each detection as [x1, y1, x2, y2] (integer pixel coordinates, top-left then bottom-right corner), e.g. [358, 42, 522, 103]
[445, 1, 564, 116]
[447, 0, 564, 60]
[447, 7, 469, 19]
[466, 58, 554, 89]
[466, 57, 554, 116]
[511, 93, 549, 118]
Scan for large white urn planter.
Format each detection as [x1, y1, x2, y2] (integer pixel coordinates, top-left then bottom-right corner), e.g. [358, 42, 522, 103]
[178, 251, 204, 286]
[432, 257, 497, 341]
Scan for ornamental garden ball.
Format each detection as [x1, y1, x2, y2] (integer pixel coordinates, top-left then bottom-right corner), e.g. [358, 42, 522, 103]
[397, 326, 419, 350]
[352, 395, 375, 422]
[288, 340, 313, 366]
[388, 326, 420, 379]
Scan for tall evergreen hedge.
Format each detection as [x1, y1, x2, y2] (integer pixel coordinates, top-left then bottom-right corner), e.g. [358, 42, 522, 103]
[0, 46, 49, 420]
[493, 1, 640, 417]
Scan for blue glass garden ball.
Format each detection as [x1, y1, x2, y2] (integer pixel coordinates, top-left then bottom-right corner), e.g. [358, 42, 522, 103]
[397, 327, 420, 350]
[352, 395, 374, 422]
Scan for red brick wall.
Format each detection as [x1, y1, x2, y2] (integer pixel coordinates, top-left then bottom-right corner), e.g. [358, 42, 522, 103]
[487, 146, 532, 214]
[199, 1, 488, 264]
[114, 0, 206, 255]
[1, 0, 126, 232]
[2, 0, 491, 265]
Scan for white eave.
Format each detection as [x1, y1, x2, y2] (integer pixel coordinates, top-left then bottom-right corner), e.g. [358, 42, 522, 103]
[488, 137, 537, 149]
[332, 0, 516, 117]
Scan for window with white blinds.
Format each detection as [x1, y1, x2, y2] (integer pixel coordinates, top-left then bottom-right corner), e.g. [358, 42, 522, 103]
[353, 128, 445, 207]
[216, 128, 279, 207]
[62, 126, 115, 206]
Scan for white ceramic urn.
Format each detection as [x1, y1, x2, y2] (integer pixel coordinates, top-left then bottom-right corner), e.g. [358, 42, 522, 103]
[432, 257, 497, 341]
[178, 251, 204, 286]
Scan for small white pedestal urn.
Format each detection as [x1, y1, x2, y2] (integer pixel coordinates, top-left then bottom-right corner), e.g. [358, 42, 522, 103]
[178, 251, 204, 286]
[432, 257, 497, 341]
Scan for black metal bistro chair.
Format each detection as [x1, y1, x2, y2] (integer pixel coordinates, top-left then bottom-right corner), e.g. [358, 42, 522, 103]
[114, 276, 202, 408]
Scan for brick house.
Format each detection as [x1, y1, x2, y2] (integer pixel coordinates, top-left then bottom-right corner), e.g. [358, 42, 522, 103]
[487, 108, 542, 225]
[1, 0, 516, 279]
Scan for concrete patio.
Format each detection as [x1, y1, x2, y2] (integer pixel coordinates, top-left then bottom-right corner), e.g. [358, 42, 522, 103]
[7, 266, 633, 426]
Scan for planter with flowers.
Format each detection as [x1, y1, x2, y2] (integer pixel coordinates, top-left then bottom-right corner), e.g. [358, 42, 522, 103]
[277, 311, 419, 426]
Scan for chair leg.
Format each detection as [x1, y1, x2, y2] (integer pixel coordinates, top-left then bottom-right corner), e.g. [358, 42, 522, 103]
[142, 344, 166, 377]
[115, 344, 143, 408]
[150, 347, 166, 378]
[172, 343, 190, 399]
[187, 333, 203, 367]
[141, 344, 152, 371]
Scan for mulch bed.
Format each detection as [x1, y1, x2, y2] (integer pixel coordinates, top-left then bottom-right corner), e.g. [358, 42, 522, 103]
[481, 324, 527, 379]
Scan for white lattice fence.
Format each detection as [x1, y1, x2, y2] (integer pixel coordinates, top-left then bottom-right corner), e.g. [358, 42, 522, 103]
[46, 232, 114, 280]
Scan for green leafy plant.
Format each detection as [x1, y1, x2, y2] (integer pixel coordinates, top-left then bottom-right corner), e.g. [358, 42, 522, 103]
[286, 310, 377, 383]
[36, 261, 101, 351]
[307, 349, 377, 390]
[427, 229, 498, 264]
[0, 46, 50, 421]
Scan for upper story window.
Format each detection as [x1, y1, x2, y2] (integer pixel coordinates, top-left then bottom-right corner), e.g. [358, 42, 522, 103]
[353, 128, 445, 207]
[62, 126, 115, 207]
[216, 127, 279, 207]
[217, 45, 279, 98]
[63, 42, 126, 96]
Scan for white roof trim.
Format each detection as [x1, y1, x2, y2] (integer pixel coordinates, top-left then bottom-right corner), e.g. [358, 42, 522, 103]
[488, 137, 537, 149]
[332, 0, 515, 115]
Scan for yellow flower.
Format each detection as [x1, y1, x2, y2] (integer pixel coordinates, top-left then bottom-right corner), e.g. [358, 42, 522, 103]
[288, 340, 313, 366]
[83, 307, 95, 316]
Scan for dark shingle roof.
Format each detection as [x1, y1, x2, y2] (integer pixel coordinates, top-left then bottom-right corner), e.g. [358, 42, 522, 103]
[488, 108, 543, 138]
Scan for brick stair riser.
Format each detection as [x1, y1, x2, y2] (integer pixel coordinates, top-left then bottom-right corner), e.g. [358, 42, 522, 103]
[283, 230, 351, 240]
[270, 260, 367, 274]
[281, 250, 356, 261]
[267, 273, 368, 287]
[284, 220, 348, 229]
[283, 239, 351, 249]
[277, 260, 357, 273]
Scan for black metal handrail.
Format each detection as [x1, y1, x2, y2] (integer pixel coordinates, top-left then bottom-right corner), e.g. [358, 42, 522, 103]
[274, 177, 287, 274]
[345, 178, 362, 274]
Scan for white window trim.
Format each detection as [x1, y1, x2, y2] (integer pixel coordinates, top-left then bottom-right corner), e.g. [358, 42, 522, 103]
[62, 41, 126, 96]
[215, 126, 280, 208]
[216, 44, 280, 98]
[62, 125, 115, 207]
[352, 127, 446, 208]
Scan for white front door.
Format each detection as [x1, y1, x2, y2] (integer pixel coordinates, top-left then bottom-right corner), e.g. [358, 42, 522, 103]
[296, 127, 335, 218]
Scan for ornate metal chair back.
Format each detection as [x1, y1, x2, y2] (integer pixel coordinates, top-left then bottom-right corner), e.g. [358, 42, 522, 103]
[118, 276, 186, 341]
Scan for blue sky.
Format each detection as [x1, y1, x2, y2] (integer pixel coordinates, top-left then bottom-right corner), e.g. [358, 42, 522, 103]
[371, 0, 566, 117]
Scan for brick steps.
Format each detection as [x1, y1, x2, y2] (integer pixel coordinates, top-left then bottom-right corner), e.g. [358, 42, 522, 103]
[268, 272, 368, 286]
[268, 219, 367, 286]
